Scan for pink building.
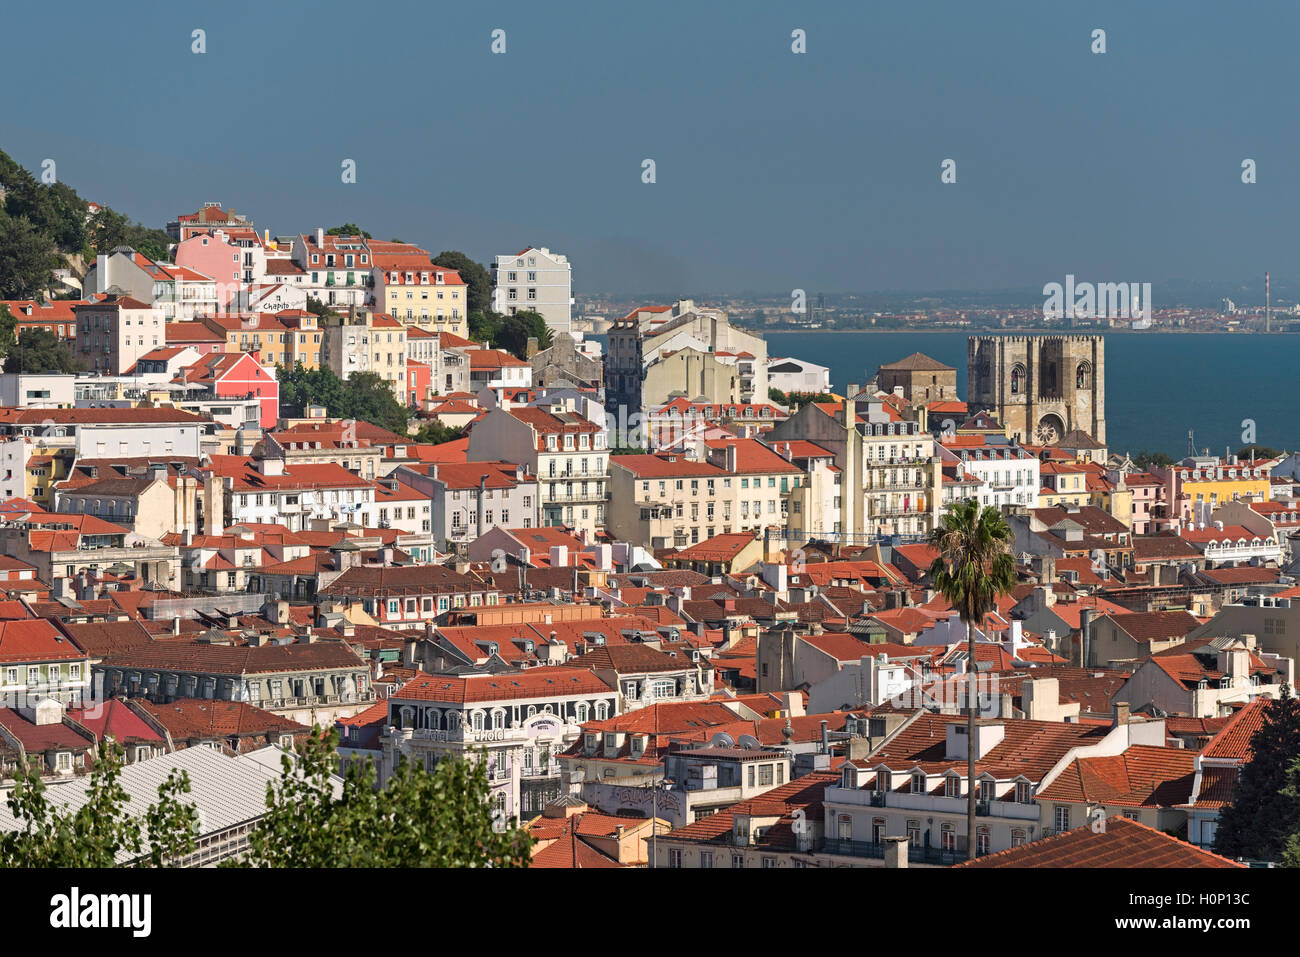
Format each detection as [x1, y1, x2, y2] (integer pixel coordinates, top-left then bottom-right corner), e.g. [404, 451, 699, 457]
[1120, 471, 1166, 535]
[406, 360, 431, 408]
[178, 352, 279, 429]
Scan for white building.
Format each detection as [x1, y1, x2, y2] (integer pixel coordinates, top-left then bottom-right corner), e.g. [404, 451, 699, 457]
[491, 247, 573, 336]
[467, 399, 609, 536]
[0, 374, 75, 409]
[767, 356, 831, 395]
[939, 441, 1041, 510]
[382, 668, 619, 823]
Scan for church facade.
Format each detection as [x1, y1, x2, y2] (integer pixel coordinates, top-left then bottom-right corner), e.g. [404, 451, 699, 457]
[966, 335, 1106, 446]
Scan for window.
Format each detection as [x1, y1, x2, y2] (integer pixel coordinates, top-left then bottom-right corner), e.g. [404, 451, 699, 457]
[699, 850, 714, 868]
[1054, 806, 1071, 833]
[907, 820, 920, 846]
[936, 824, 954, 851]
[669, 848, 682, 869]
[1015, 781, 1031, 804]
[731, 853, 744, 868]
[838, 815, 851, 840]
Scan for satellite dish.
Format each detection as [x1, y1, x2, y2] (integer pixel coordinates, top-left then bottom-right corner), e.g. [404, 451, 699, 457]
[709, 732, 735, 749]
[737, 734, 761, 750]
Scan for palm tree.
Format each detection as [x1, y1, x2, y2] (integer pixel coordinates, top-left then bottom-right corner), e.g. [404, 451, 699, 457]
[927, 499, 1018, 860]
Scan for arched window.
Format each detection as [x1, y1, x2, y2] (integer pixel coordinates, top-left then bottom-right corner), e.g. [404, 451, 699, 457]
[576, 703, 589, 723]
[1010, 364, 1025, 395]
[1076, 361, 1092, 390]
[526, 705, 537, 718]
[447, 710, 461, 729]
[492, 710, 504, 730]
[472, 710, 484, 732]
[595, 701, 608, 720]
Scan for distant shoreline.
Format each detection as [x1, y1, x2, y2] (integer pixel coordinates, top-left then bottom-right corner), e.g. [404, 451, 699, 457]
[752, 327, 1290, 336]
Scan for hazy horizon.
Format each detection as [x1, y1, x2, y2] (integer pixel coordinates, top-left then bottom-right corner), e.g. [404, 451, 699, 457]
[3, 1, 1298, 297]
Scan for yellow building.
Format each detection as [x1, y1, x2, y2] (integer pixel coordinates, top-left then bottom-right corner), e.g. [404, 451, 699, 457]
[371, 255, 468, 339]
[27, 447, 73, 507]
[1037, 461, 1093, 508]
[1158, 458, 1271, 523]
[320, 309, 407, 396]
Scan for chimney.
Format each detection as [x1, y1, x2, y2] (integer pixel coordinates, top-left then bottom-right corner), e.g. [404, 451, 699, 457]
[883, 836, 909, 868]
[316, 227, 324, 247]
[550, 545, 568, 568]
[1113, 701, 1131, 728]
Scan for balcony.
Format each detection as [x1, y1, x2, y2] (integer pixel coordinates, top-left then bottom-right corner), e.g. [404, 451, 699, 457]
[869, 790, 887, 807]
[867, 479, 927, 492]
[820, 838, 965, 865]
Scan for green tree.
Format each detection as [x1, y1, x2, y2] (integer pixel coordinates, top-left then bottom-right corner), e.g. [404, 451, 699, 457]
[496, 309, 553, 359]
[327, 224, 371, 238]
[0, 741, 198, 867]
[4, 328, 86, 374]
[86, 207, 172, 262]
[1215, 688, 1300, 863]
[928, 500, 1018, 860]
[0, 303, 16, 363]
[305, 296, 342, 321]
[0, 210, 61, 300]
[1237, 444, 1282, 460]
[467, 309, 502, 345]
[276, 364, 409, 435]
[245, 727, 532, 867]
[1131, 449, 1175, 469]
[431, 251, 493, 315]
[411, 420, 464, 445]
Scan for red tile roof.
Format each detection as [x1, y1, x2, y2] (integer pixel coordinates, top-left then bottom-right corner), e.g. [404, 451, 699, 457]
[1036, 745, 1196, 807]
[1200, 697, 1268, 763]
[954, 816, 1242, 868]
[392, 667, 614, 704]
[0, 619, 88, 663]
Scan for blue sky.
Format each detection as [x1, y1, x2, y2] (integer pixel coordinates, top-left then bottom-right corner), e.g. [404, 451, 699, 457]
[2, 0, 1297, 295]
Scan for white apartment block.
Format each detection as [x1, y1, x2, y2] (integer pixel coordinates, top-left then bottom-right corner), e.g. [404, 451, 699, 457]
[467, 400, 609, 537]
[491, 247, 573, 336]
[939, 441, 1041, 511]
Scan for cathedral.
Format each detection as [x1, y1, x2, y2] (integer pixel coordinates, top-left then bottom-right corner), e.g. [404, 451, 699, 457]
[966, 335, 1106, 445]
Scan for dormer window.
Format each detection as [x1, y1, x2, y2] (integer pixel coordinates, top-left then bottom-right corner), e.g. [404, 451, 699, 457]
[912, 771, 926, 793]
[1016, 781, 1032, 803]
[944, 775, 961, 798]
[875, 769, 891, 792]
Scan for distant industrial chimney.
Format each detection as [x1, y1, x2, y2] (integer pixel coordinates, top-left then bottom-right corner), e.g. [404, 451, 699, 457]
[1266, 271, 1271, 333]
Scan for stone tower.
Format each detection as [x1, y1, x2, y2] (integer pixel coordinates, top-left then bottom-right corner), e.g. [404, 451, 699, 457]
[966, 335, 1105, 445]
